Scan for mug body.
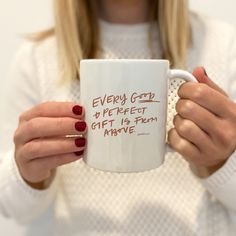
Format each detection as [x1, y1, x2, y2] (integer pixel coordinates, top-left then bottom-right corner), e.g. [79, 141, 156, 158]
[80, 59, 169, 172]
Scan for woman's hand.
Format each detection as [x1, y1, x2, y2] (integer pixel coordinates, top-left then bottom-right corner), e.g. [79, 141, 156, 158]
[168, 67, 236, 177]
[14, 102, 87, 189]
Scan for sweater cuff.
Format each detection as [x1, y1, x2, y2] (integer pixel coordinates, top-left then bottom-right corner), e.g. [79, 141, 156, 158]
[202, 150, 236, 187]
[0, 150, 58, 223]
[201, 150, 236, 211]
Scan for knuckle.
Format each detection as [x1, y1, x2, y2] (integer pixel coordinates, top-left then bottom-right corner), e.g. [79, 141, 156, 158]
[176, 100, 195, 116]
[177, 84, 185, 97]
[35, 103, 47, 117]
[26, 119, 38, 134]
[215, 122, 235, 147]
[19, 113, 27, 123]
[213, 125, 223, 139]
[175, 100, 183, 114]
[192, 84, 207, 101]
[177, 120, 192, 136]
[172, 115, 178, 126]
[167, 129, 177, 146]
[14, 149, 23, 165]
[167, 128, 175, 140]
[13, 128, 21, 145]
[184, 101, 195, 114]
[24, 141, 42, 158]
[175, 145, 187, 157]
[175, 100, 181, 112]
[171, 136, 184, 152]
[221, 129, 235, 147]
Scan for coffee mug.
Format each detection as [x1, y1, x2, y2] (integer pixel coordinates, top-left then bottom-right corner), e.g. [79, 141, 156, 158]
[80, 59, 196, 172]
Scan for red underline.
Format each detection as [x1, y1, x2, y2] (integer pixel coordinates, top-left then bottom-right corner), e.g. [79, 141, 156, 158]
[138, 100, 160, 103]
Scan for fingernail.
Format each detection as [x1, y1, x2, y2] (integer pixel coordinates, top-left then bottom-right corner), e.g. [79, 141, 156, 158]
[72, 105, 83, 115]
[74, 150, 84, 156]
[75, 121, 87, 132]
[202, 67, 208, 76]
[75, 138, 86, 147]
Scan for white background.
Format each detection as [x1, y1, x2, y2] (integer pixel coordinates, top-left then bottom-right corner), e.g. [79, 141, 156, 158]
[0, 0, 236, 235]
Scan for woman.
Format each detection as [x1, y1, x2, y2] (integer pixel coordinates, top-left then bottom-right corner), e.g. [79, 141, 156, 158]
[0, 0, 236, 235]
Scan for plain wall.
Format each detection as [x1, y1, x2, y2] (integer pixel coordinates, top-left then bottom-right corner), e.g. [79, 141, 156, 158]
[0, 0, 236, 235]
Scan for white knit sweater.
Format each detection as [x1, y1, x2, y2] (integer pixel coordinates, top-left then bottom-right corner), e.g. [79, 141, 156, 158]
[0, 14, 236, 236]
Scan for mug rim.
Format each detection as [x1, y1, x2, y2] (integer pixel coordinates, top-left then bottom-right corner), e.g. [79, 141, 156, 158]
[80, 59, 169, 64]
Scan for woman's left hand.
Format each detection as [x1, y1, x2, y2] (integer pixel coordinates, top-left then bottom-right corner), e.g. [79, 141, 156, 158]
[168, 67, 236, 177]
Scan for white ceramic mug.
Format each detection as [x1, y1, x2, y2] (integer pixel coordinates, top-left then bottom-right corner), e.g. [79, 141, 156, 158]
[80, 59, 196, 172]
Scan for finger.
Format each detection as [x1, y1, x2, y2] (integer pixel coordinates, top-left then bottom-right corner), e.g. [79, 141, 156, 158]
[175, 99, 218, 136]
[192, 67, 228, 96]
[168, 128, 201, 163]
[21, 137, 86, 160]
[19, 102, 84, 123]
[25, 153, 83, 182]
[178, 82, 231, 117]
[173, 114, 213, 151]
[168, 127, 226, 168]
[17, 117, 87, 144]
[35, 152, 84, 170]
[167, 128, 211, 167]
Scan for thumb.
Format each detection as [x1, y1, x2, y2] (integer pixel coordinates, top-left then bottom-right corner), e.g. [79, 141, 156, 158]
[192, 67, 228, 96]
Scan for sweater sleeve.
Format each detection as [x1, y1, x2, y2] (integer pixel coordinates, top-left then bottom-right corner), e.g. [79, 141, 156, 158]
[0, 42, 58, 224]
[201, 31, 236, 213]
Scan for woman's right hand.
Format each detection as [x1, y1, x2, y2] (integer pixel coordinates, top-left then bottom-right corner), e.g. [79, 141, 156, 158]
[14, 102, 87, 190]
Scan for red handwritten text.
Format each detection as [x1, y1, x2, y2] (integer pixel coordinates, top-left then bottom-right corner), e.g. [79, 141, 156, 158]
[131, 92, 159, 103]
[102, 106, 147, 117]
[91, 119, 115, 130]
[92, 94, 128, 108]
[134, 116, 158, 125]
[104, 126, 135, 137]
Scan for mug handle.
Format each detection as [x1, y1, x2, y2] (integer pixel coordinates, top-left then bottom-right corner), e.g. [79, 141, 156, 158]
[168, 69, 197, 82]
[166, 69, 197, 153]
